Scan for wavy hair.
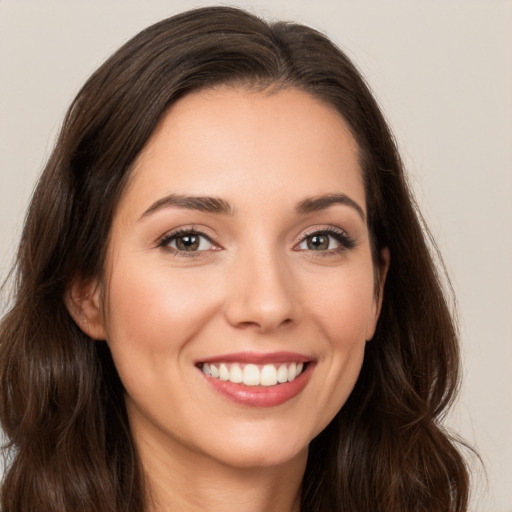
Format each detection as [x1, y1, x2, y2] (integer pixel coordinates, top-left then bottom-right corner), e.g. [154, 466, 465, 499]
[0, 6, 470, 511]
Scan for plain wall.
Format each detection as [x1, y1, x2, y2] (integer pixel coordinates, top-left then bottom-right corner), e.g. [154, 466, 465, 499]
[1, 1, 511, 510]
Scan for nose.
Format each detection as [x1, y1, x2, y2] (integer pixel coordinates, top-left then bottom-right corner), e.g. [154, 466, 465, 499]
[223, 248, 301, 333]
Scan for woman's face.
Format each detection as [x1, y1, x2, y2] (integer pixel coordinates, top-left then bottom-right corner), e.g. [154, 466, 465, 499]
[90, 87, 386, 470]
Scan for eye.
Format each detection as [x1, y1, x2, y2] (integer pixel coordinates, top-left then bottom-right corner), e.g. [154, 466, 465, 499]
[159, 229, 216, 253]
[297, 233, 340, 251]
[295, 228, 355, 253]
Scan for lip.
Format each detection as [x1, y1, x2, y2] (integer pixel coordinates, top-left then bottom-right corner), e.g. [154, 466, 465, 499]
[198, 351, 311, 365]
[197, 352, 315, 408]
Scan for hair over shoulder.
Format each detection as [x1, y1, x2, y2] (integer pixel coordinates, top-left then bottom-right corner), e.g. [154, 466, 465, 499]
[0, 6, 471, 512]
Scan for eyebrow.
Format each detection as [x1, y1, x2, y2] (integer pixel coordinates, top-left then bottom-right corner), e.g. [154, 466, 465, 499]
[139, 192, 365, 222]
[296, 193, 366, 222]
[139, 194, 235, 219]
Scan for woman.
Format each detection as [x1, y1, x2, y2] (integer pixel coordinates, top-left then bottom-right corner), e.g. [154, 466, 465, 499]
[0, 6, 470, 511]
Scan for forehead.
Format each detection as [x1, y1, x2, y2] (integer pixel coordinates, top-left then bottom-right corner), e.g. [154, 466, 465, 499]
[119, 86, 365, 217]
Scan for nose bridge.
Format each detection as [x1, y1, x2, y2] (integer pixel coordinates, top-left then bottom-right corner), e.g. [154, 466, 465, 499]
[223, 238, 299, 332]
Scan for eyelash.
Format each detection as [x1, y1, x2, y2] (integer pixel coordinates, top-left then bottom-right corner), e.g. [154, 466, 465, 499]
[157, 226, 356, 257]
[297, 227, 356, 256]
[157, 228, 218, 257]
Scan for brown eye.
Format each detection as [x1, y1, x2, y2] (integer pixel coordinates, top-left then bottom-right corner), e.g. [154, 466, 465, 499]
[162, 231, 215, 253]
[306, 234, 330, 251]
[175, 234, 200, 251]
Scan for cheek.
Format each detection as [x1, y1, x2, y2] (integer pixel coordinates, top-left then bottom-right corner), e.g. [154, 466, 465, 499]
[303, 261, 376, 418]
[308, 262, 377, 344]
[103, 262, 221, 366]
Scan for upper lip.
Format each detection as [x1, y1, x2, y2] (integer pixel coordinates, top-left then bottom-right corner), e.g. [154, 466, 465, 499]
[198, 351, 312, 365]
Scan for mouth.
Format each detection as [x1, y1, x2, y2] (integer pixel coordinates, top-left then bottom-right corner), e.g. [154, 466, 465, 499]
[196, 352, 314, 407]
[200, 361, 306, 387]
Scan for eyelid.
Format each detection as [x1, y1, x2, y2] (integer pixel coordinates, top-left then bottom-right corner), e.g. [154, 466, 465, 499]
[299, 225, 348, 239]
[294, 225, 356, 253]
[156, 226, 222, 255]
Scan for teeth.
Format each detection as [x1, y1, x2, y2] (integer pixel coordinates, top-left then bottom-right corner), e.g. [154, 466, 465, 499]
[243, 364, 260, 386]
[219, 364, 229, 381]
[260, 364, 278, 386]
[288, 362, 297, 381]
[202, 362, 305, 387]
[277, 364, 288, 383]
[229, 364, 243, 383]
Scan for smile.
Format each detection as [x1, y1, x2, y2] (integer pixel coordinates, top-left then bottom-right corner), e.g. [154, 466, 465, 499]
[202, 362, 305, 387]
[197, 352, 314, 407]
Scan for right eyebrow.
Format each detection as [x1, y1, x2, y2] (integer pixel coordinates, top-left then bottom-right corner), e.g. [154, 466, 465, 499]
[138, 194, 235, 220]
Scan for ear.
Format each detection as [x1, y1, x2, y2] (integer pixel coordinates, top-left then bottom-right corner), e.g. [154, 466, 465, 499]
[366, 247, 390, 341]
[65, 277, 107, 340]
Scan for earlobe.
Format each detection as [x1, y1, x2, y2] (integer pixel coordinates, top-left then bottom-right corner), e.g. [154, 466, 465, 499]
[367, 247, 390, 341]
[65, 278, 107, 340]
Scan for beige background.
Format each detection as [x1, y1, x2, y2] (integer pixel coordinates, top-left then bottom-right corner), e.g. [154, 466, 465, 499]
[1, 1, 511, 510]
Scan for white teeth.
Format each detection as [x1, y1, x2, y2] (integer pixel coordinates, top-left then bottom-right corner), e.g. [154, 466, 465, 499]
[202, 361, 306, 387]
[210, 364, 220, 378]
[288, 362, 297, 381]
[260, 364, 278, 386]
[219, 363, 229, 381]
[277, 364, 288, 383]
[229, 364, 243, 383]
[242, 364, 260, 386]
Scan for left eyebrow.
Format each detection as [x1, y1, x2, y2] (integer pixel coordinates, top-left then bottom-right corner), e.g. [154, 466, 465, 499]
[296, 193, 366, 222]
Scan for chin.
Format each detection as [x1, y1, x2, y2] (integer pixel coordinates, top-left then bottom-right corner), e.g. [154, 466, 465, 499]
[192, 422, 312, 470]
[211, 443, 308, 471]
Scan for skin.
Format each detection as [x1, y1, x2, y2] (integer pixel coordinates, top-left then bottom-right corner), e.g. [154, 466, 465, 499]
[69, 86, 388, 512]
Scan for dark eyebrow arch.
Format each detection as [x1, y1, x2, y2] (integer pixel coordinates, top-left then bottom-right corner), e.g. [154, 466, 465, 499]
[296, 193, 366, 222]
[139, 194, 234, 220]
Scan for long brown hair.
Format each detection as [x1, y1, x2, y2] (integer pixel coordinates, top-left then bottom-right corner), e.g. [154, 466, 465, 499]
[0, 6, 470, 511]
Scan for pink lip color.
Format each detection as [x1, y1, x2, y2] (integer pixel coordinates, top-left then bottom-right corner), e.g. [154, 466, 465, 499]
[200, 351, 310, 365]
[199, 360, 314, 408]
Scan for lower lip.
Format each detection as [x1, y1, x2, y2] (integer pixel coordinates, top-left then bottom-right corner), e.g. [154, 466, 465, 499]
[200, 364, 313, 407]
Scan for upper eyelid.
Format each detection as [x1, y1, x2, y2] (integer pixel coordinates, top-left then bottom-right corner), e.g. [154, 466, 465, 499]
[157, 226, 217, 244]
[299, 225, 348, 237]
[296, 225, 352, 243]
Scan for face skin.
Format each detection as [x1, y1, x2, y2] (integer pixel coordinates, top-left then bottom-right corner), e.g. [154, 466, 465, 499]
[70, 86, 388, 510]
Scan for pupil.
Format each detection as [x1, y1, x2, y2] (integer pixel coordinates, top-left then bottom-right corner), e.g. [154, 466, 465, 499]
[177, 235, 199, 251]
[308, 235, 328, 250]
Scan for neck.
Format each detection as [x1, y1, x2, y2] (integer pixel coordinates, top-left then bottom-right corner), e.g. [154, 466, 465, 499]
[134, 424, 306, 512]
